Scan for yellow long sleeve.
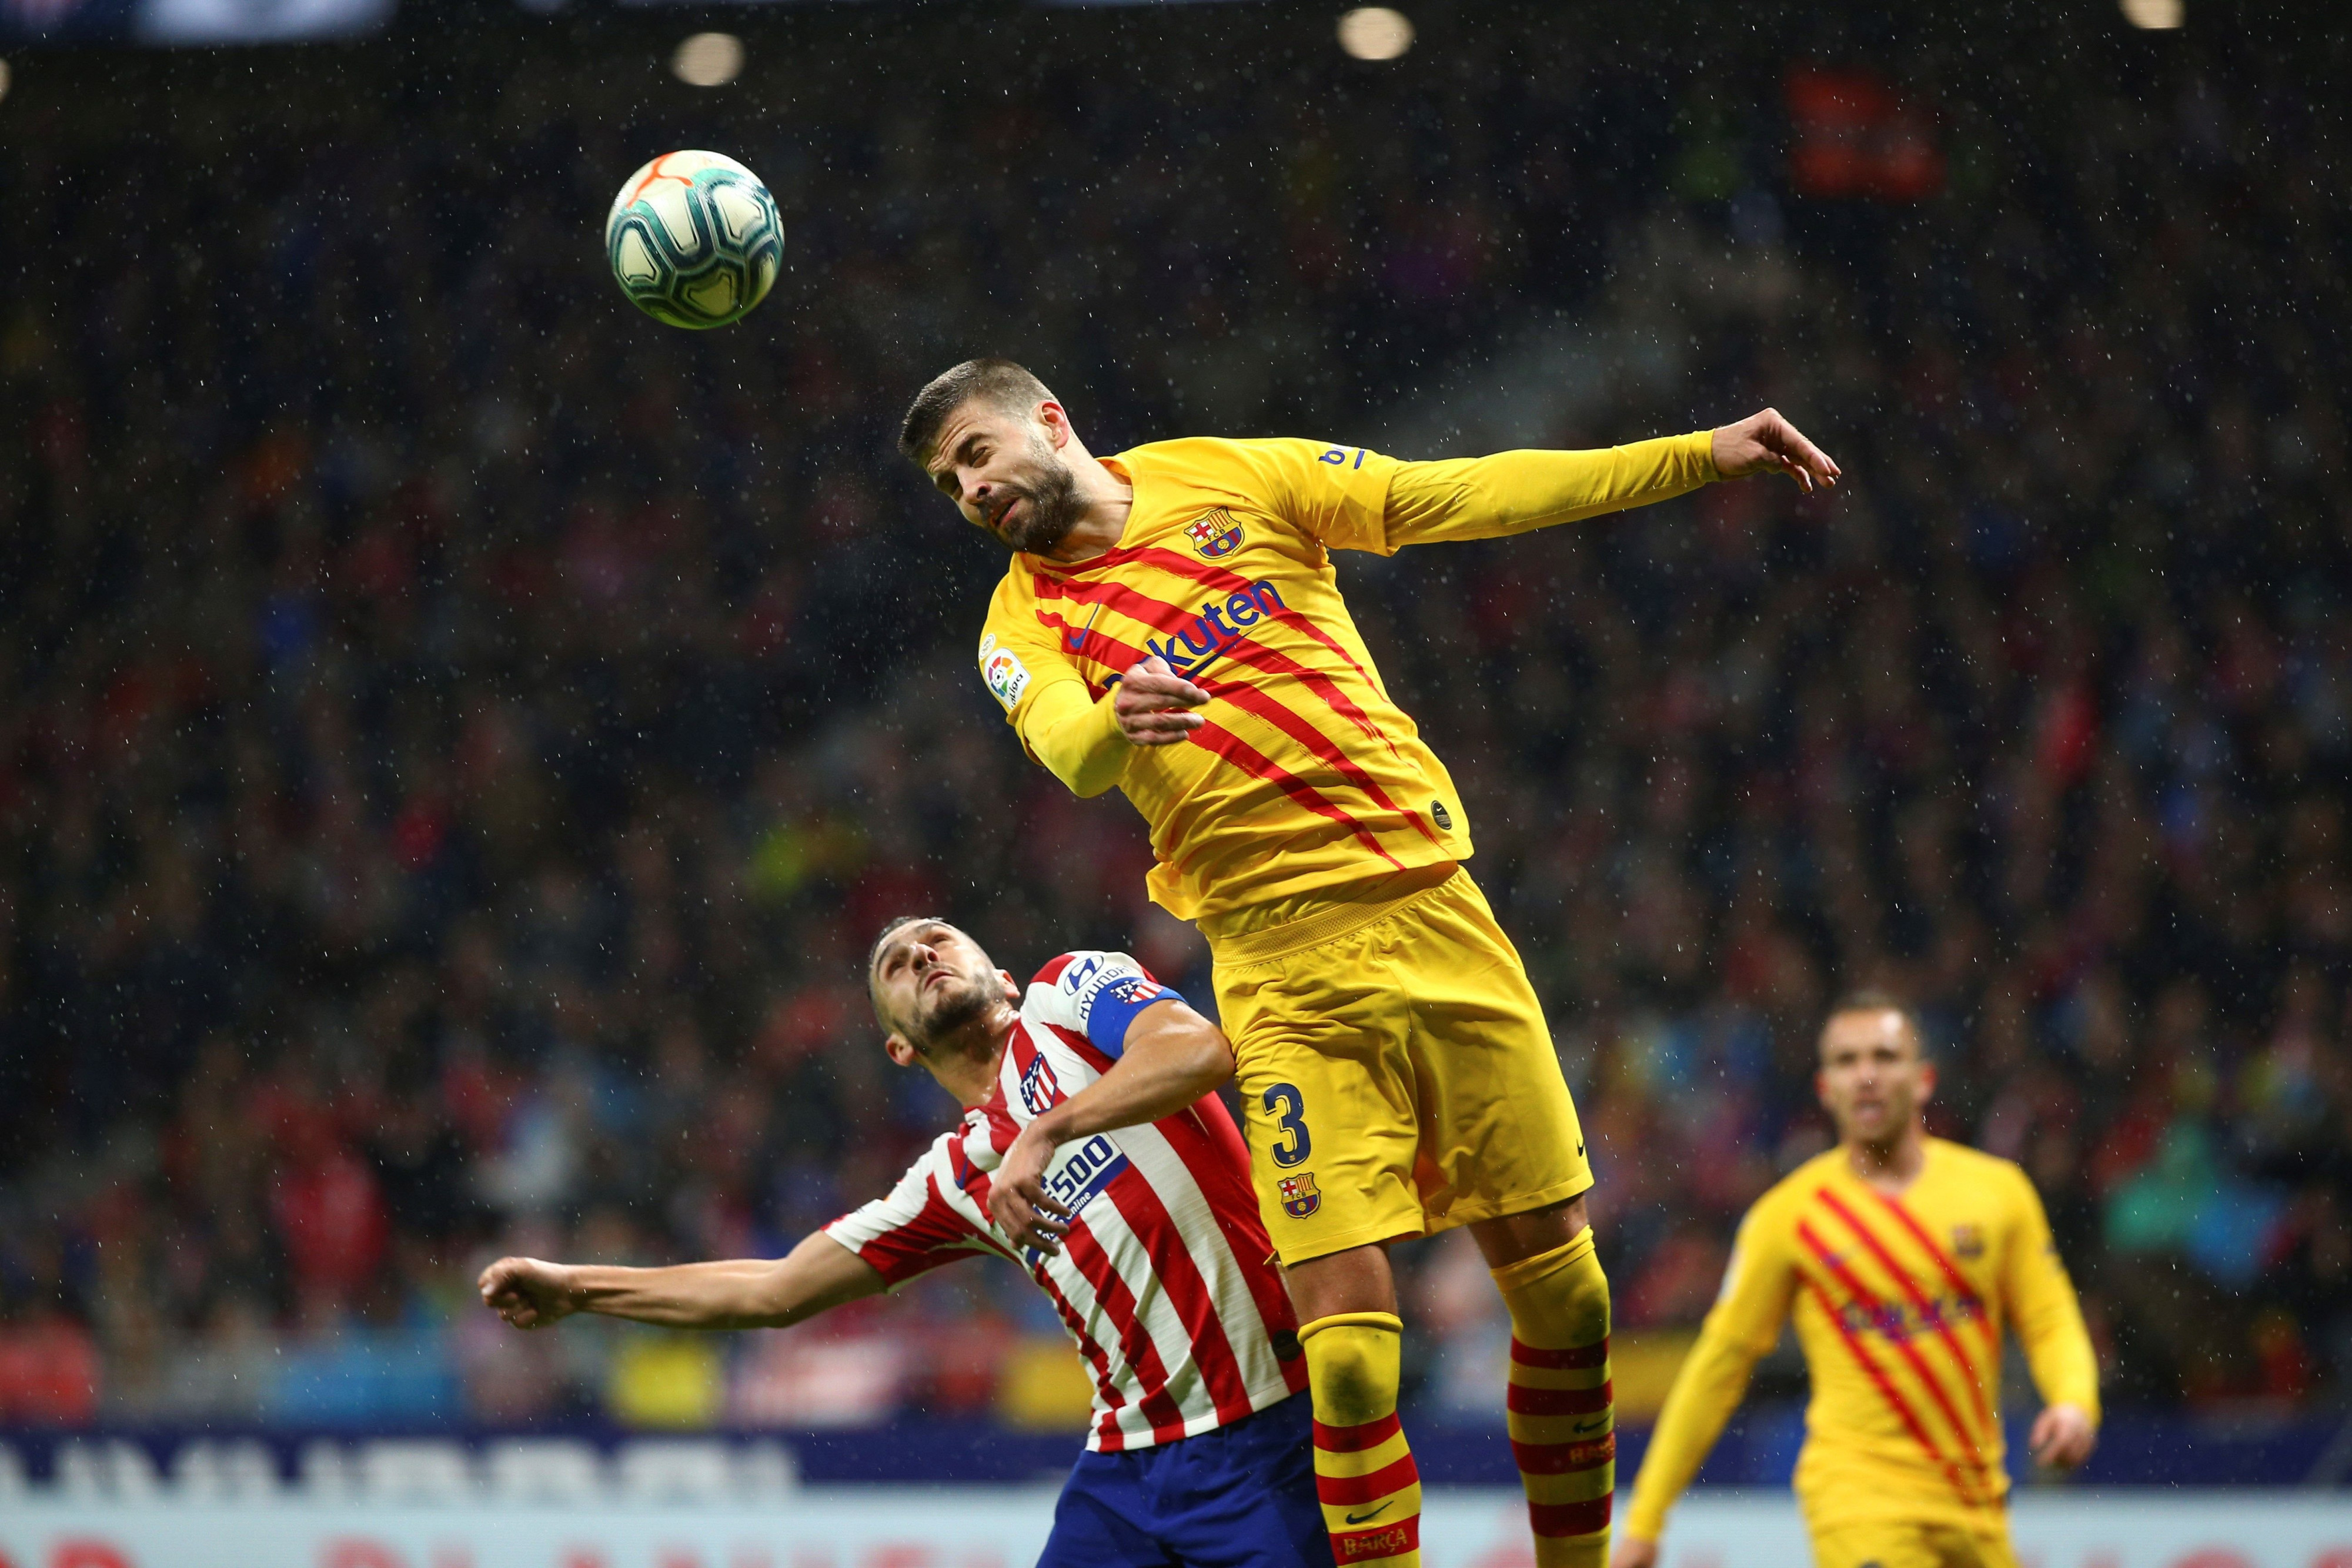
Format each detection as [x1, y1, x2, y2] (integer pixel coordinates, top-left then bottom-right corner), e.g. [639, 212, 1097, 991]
[2002, 1170, 2101, 1423]
[1622, 1209, 1796, 1543]
[1011, 677, 1128, 798]
[1379, 431, 1719, 550]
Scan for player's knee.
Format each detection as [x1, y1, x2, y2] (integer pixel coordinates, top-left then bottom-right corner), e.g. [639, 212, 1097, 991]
[1299, 1313, 1402, 1426]
[1493, 1229, 1610, 1347]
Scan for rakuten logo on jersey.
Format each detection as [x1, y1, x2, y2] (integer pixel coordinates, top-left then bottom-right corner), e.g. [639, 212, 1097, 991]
[1138, 579, 1287, 678]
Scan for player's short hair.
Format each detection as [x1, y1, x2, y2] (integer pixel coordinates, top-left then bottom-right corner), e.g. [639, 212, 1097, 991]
[898, 358, 1057, 466]
[1819, 989, 1929, 1058]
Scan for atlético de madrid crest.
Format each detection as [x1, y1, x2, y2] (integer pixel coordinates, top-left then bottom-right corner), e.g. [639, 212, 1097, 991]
[1278, 1172, 1321, 1219]
[1184, 509, 1244, 559]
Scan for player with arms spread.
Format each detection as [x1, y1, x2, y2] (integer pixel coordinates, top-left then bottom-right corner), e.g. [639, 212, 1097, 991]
[1613, 995, 2099, 1568]
[483, 918, 1334, 1568]
[901, 358, 1840, 1568]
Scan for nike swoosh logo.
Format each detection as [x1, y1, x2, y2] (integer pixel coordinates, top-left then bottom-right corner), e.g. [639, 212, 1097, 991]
[1572, 1418, 1607, 1435]
[1344, 1502, 1393, 1525]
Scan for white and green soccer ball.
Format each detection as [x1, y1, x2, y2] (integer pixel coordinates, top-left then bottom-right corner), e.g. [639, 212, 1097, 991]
[604, 151, 783, 329]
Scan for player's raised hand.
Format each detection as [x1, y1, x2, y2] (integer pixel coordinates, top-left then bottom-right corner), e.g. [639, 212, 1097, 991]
[1609, 1536, 1660, 1568]
[2029, 1402, 2097, 1470]
[1114, 654, 1209, 745]
[1711, 408, 1841, 493]
[989, 1121, 1075, 1252]
[479, 1256, 581, 1329]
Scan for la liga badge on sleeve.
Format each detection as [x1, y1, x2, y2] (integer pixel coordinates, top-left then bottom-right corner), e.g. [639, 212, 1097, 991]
[1278, 1172, 1321, 1219]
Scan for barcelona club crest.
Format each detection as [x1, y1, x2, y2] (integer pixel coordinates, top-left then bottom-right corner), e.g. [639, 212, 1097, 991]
[1278, 1172, 1321, 1219]
[1184, 509, 1245, 560]
[1951, 1224, 1985, 1260]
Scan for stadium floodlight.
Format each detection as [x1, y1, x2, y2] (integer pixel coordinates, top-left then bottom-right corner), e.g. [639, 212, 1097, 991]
[2119, 0, 2182, 26]
[1337, 6, 1412, 61]
[671, 31, 743, 86]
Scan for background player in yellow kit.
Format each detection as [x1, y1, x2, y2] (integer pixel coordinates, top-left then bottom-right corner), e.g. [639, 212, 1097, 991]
[903, 357, 1838, 1568]
[1613, 995, 2099, 1568]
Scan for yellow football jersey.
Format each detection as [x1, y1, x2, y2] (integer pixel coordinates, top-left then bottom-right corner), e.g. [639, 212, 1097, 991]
[1623, 1138, 2100, 1542]
[976, 433, 1716, 925]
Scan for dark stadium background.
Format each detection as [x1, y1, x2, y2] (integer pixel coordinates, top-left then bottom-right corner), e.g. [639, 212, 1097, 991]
[0, 0, 2347, 1492]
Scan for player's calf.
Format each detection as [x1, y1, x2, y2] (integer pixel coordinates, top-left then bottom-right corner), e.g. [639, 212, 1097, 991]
[1301, 1310, 1422, 1568]
[1492, 1227, 1615, 1568]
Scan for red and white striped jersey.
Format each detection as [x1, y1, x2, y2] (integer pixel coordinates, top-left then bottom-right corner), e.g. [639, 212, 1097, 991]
[824, 950, 1307, 1451]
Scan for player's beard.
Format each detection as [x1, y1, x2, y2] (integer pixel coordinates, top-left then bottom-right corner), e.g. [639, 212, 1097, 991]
[994, 433, 1084, 556]
[902, 966, 1001, 1056]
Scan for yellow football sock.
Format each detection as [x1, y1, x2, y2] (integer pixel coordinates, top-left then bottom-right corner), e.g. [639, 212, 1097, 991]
[1492, 1229, 1615, 1568]
[1300, 1312, 1422, 1567]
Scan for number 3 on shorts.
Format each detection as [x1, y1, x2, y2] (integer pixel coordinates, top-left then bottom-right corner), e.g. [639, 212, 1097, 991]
[1262, 1082, 1312, 1168]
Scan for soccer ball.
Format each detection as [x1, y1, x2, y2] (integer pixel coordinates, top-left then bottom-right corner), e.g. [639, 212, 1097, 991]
[604, 151, 784, 329]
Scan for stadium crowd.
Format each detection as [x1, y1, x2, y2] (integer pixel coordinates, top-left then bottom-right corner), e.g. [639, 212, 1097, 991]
[0, 11, 2343, 1430]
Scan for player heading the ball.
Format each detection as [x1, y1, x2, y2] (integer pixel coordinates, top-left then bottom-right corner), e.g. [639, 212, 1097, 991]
[904, 357, 1838, 1568]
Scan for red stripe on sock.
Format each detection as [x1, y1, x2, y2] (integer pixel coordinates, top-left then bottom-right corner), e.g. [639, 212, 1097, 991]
[1505, 1379, 1613, 1416]
[1331, 1516, 1421, 1564]
[1529, 1495, 1614, 1537]
[1314, 1412, 1403, 1453]
[1510, 1336, 1609, 1370]
[1315, 1452, 1421, 1507]
[1511, 1433, 1615, 1475]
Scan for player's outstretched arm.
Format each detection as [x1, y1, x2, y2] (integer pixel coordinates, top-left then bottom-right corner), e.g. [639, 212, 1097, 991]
[479, 1232, 883, 1333]
[1372, 414, 1833, 555]
[988, 999, 1235, 1251]
[1708, 407, 1841, 493]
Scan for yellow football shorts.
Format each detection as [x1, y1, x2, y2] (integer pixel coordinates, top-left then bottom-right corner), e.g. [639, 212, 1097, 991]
[1208, 868, 1592, 1263]
[1810, 1523, 2022, 1568]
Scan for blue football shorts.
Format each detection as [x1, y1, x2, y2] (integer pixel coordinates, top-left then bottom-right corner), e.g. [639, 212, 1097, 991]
[1037, 1390, 1333, 1568]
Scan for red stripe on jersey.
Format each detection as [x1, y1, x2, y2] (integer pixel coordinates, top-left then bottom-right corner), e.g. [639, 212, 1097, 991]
[1031, 955, 1077, 988]
[1205, 679, 1444, 847]
[1035, 1265, 1130, 1444]
[1081, 544, 1387, 704]
[845, 1174, 990, 1286]
[1866, 1189, 2004, 1360]
[1161, 1096, 1303, 1358]
[1798, 1219, 1984, 1465]
[1188, 720, 1404, 870]
[1032, 610, 1147, 689]
[1033, 571, 1396, 757]
[1045, 1021, 1117, 1076]
[1798, 1274, 1984, 1508]
[1061, 1216, 1192, 1443]
[1815, 1189, 1993, 1433]
[1098, 1165, 1257, 1426]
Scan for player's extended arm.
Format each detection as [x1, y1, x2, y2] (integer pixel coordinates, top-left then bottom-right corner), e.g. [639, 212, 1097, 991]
[479, 1231, 883, 1333]
[988, 998, 1235, 1250]
[1617, 1219, 1798, 1560]
[2004, 1174, 2101, 1469]
[1381, 412, 1838, 550]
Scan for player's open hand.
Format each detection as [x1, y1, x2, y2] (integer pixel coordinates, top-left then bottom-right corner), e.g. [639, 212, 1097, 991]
[2029, 1402, 2097, 1470]
[1711, 409, 1841, 493]
[1608, 1536, 1660, 1568]
[479, 1256, 581, 1329]
[1114, 654, 1208, 745]
[990, 1122, 1075, 1253]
